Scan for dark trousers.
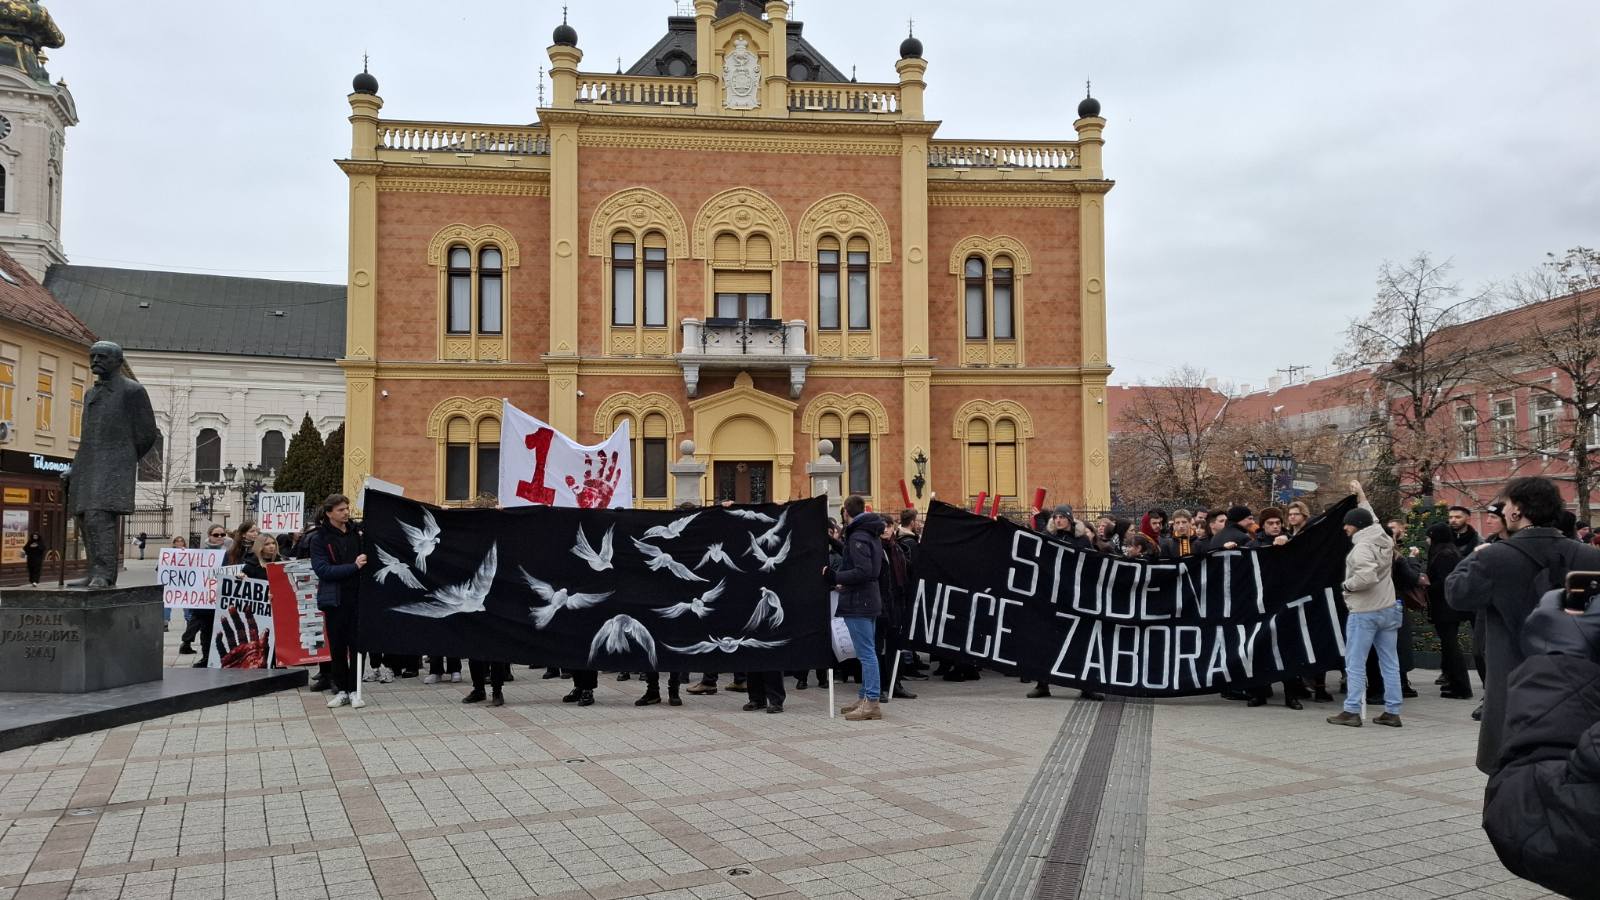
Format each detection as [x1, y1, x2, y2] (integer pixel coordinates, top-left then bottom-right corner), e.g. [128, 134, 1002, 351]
[430, 656, 461, 676]
[325, 603, 359, 694]
[1247, 681, 1299, 701]
[571, 669, 598, 690]
[697, 672, 719, 685]
[469, 660, 508, 691]
[1435, 620, 1473, 695]
[645, 671, 685, 691]
[184, 610, 216, 661]
[26, 558, 42, 583]
[745, 671, 786, 709]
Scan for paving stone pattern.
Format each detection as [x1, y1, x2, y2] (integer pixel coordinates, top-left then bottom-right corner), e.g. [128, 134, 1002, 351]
[0, 626, 1561, 899]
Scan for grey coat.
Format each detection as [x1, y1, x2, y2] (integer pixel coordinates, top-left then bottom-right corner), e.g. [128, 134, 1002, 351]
[67, 374, 157, 515]
[1445, 527, 1600, 773]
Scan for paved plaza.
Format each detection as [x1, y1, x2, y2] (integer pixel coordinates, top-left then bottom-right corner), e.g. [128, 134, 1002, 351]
[0, 618, 1556, 900]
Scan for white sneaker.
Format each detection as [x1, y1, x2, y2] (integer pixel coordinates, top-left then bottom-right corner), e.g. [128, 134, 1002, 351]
[423, 674, 439, 685]
[378, 666, 395, 684]
[350, 695, 367, 709]
[450, 673, 462, 683]
[327, 692, 350, 708]
[361, 668, 378, 683]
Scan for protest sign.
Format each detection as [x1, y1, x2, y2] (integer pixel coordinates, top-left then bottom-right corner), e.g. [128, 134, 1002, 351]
[209, 565, 276, 669]
[256, 492, 304, 534]
[158, 547, 225, 609]
[360, 490, 830, 671]
[267, 559, 329, 666]
[907, 498, 1357, 697]
[497, 400, 633, 508]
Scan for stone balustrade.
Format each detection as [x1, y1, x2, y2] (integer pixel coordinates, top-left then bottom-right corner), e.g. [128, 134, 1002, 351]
[676, 318, 812, 398]
[575, 75, 698, 107]
[377, 121, 550, 155]
[928, 140, 1081, 169]
[787, 83, 902, 115]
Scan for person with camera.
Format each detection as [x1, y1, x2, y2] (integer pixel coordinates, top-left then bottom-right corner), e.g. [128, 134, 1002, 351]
[1446, 477, 1600, 773]
[1481, 583, 1600, 899]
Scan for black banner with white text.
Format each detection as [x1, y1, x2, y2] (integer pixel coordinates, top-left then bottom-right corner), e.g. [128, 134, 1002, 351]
[357, 491, 832, 671]
[908, 499, 1356, 696]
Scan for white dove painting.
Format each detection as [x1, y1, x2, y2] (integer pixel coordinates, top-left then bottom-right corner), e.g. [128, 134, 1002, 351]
[631, 538, 708, 582]
[570, 524, 614, 572]
[725, 508, 775, 524]
[655, 580, 725, 619]
[399, 508, 442, 573]
[694, 543, 742, 573]
[392, 543, 497, 618]
[744, 586, 785, 631]
[373, 545, 424, 590]
[747, 533, 791, 573]
[522, 568, 613, 629]
[642, 512, 698, 541]
[590, 614, 658, 669]
[666, 635, 789, 654]
[754, 508, 788, 550]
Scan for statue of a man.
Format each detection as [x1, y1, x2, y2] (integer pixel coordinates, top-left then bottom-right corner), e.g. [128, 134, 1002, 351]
[63, 341, 157, 588]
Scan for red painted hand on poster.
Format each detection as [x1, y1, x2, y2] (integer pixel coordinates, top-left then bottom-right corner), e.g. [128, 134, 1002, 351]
[214, 605, 272, 668]
[515, 427, 558, 505]
[566, 450, 623, 509]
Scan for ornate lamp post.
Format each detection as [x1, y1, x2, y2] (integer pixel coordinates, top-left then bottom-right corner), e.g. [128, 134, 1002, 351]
[910, 450, 928, 499]
[224, 462, 268, 522]
[1243, 448, 1294, 506]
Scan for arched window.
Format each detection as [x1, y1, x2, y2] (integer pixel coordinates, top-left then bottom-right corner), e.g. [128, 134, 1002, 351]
[993, 256, 1014, 340]
[846, 237, 870, 329]
[965, 418, 990, 499]
[260, 430, 286, 473]
[817, 237, 840, 330]
[447, 246, 472, 334]
[712, 231, 773, 320]
[443, 415, 501, 502]
[817, 411, 873, 498]
[139, 428, 164, 482]
[195, 428, 222, 483]
[478, 247, 503, 334]
[963, 416, 1022, 502]
[614, 411, 670, 501]
[964, 257, 986, 339]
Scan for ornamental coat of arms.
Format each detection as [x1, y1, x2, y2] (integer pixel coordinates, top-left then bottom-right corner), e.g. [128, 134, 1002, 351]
[723, 37, 761, 109]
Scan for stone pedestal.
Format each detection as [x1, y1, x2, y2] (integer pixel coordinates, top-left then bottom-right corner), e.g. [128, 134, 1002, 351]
[0, 586, 163, 693]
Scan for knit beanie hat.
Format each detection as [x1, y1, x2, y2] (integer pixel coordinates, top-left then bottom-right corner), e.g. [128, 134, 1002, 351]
[1343, 508, 1375, 530]
[1226, 505, 1252, 524]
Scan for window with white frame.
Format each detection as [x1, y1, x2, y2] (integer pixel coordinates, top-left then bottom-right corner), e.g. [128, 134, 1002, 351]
[1457, 405, 1478, 458]
[1533, 395, 1560, 450]
[1492, 399, 1517, 455]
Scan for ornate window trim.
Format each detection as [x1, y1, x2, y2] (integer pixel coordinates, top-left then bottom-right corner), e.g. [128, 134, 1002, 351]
[428, 224, 520, 363]
[799, 193, 891, 361]
[801, 391, 890, 505]
[692, 188, 794, 260]
[950, 235, 1032, 368]
[425, 397, 502, 505]
[587, 187, 689, 258]
[953, 399, 1033, 504]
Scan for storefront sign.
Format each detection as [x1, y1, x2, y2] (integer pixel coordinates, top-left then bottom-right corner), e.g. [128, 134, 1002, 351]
[3, 487, 30, 505]
[0, 450, 73, 477]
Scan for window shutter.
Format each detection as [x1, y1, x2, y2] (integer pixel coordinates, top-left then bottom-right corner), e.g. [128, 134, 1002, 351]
[994, 418, 1018, 497]
[477, 416, 500, 446]
[747, 233, 772, 263]
[713, 270, 772, 293]
[643, 231, 667, 250]
[643, 412, 669, 438]
[713, 233, 740, 262]
[847, 411, 871, 435]
[819, 412, 842, 440]
[846, 235, 869, 254]
[966, 419, 990, 496]
[447, 416, 472, 443]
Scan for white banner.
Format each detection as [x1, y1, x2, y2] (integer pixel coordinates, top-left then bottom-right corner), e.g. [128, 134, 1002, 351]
[256, 492, 304, 534]
[209, 565, 276, 669]
[497, 399, 633, 509]
[158, 548, 225, 609]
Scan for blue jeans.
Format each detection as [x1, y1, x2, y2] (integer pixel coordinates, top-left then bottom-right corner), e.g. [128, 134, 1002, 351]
[1343, 605, 1403, 715]
[843, 616, 880, 701]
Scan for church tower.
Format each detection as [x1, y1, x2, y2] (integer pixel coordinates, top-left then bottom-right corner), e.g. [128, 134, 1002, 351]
[0, 1, 74, 281]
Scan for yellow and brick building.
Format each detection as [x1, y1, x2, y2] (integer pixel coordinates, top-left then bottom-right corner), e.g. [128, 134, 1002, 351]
[339, 0, 1113, 511]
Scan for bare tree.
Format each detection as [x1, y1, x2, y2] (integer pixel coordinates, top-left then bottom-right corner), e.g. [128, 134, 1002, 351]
[1480, 247, 1600, 520]
[137, 384, 194, 537]
[1114, 366, 1230, 506]
[1336, 253, 1488, 499]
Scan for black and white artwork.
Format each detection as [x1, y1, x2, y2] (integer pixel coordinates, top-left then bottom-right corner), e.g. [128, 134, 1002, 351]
[358, 492, 832, 671]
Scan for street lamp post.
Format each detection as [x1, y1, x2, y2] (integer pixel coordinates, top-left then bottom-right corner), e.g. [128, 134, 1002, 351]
[224, 462, 268, 524]
[1242, 448, 1294, 507]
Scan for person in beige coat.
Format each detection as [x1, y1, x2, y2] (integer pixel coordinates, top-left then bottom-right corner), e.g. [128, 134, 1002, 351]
[1328, 481, 1405, 728]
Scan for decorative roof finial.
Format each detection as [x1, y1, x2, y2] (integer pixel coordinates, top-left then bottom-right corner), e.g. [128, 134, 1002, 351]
[538, 67, 545, 107]
[562, 4, 568, 24]
[617, 56, 623, 74]
[1078, 79, 1100, 118]
[909, 17, 915, 37]
[1086, 79, 1091, 98]
[363, 52, 369, 73]
[851, 64, 857, 83]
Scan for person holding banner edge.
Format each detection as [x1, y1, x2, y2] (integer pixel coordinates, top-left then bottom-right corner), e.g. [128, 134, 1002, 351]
[308, 494, 368, 710]
[833, 495, 885, 721]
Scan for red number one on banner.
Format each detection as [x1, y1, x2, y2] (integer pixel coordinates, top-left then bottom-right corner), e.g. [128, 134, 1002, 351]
[516, 427, 558, 505]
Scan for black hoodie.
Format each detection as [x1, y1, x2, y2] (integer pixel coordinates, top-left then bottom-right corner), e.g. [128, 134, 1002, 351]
[834, 513, 885, 618]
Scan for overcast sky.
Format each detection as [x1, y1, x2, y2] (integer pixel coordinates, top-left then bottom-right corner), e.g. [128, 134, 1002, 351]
[55, 1, 1598, 389]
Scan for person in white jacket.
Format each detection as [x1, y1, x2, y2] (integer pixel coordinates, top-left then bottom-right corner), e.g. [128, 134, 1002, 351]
[1328, 480, 1405, 728]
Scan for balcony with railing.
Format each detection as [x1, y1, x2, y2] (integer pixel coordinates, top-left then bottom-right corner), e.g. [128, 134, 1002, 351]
[676, 318, 812, 398]
[928, 140, 1081, 170]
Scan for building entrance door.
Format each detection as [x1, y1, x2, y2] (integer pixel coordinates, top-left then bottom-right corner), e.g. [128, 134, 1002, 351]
[713, 461, 772, 504]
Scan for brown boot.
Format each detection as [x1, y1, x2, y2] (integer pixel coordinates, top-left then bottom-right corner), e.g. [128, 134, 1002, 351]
[839, 698, 864, 715]
[844, 699, 882, 721]
[1326, 711, 1362, 727]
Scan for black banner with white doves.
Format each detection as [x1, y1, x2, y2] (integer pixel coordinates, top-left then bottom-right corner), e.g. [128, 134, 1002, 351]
[357, 491, 832, 671]
[908, 498, 1359, 697]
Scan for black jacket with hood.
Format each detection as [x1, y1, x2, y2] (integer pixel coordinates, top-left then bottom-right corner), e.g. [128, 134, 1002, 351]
[834, 512, 885, 618]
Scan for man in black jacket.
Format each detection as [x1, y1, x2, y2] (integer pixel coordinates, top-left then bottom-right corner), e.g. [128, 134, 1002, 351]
[1448, 476, 1600, 773]
[1482, 587, 1600, 899]
[1207, 506, 1253, 551]
[1448, 505, 1480, 552]
[833, 496, 886, 721]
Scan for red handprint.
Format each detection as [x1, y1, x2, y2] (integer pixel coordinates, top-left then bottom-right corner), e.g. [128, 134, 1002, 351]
[566, 450, 623, 508]
[214, 605, 273, 668]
